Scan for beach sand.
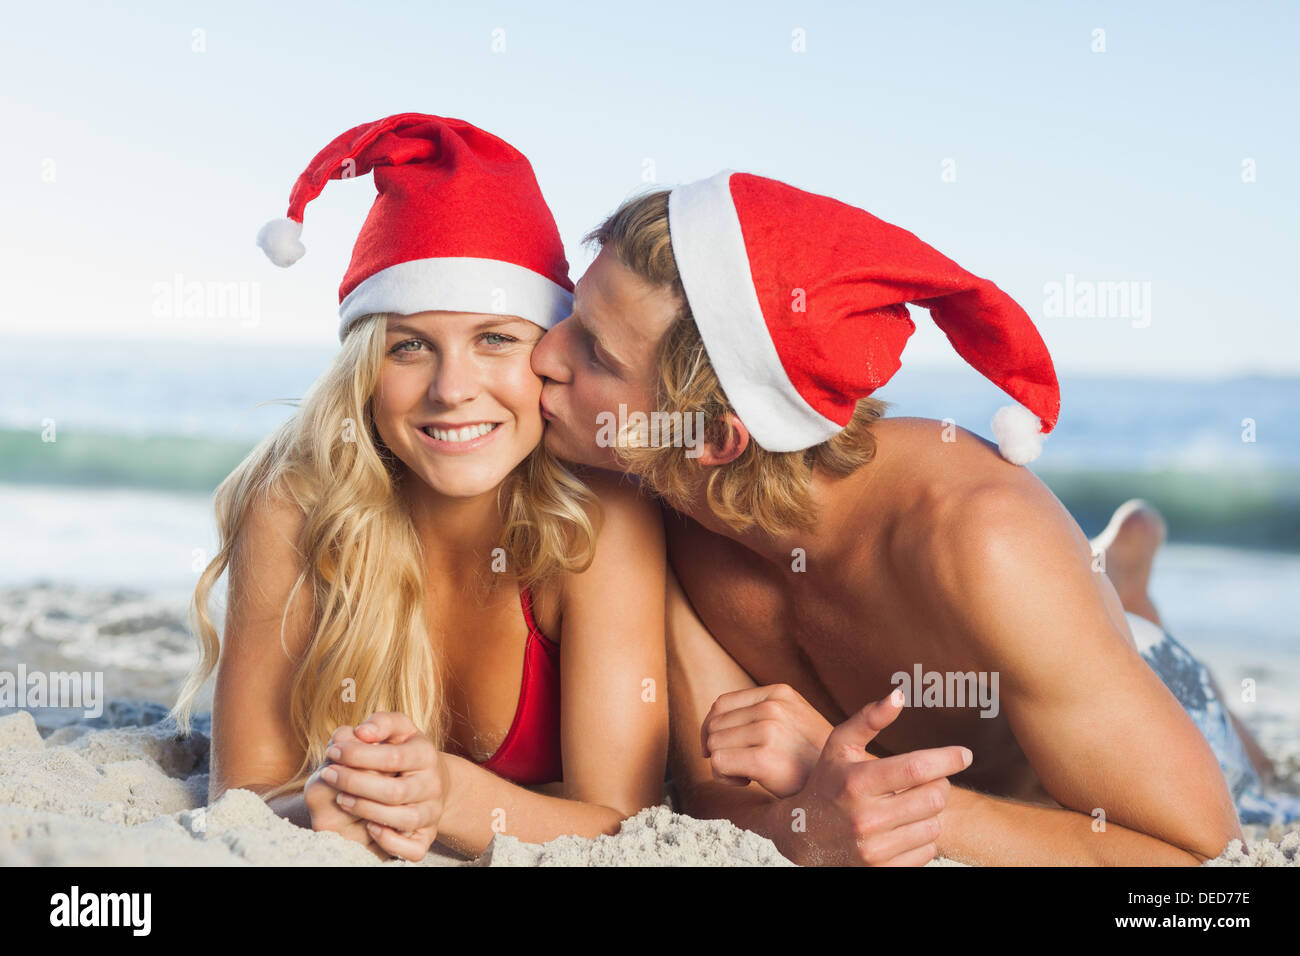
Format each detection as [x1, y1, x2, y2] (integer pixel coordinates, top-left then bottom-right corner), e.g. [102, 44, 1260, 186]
[0, 702, 1296, 867]
[3, 582, 1298, 866]
[0, 704, 796, 866]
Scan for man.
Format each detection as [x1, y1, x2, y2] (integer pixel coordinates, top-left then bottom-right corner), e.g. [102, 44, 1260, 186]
[530, 172, 1250, 865]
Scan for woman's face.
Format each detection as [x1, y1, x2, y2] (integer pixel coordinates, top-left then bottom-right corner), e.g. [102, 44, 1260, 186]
[372, 310, 546, 500]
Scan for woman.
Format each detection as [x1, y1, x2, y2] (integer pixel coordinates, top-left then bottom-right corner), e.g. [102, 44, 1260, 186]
[169, 114, 669, 862]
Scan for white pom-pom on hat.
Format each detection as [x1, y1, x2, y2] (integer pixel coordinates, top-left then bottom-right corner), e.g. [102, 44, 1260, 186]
[256, 217, 306, 267]
[991, 404, 1048, 465]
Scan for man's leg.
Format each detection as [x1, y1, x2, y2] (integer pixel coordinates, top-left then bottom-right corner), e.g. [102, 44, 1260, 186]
[1093, 499, 1276, 784]
[1091, 498, 1167, 628]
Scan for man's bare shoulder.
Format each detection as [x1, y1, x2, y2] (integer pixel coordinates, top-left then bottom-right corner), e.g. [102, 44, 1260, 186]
[865, 414, 1017, 503]
[868, 417, 1085, 592]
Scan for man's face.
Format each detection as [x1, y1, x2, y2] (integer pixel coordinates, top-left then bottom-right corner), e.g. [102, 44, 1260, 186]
[530, 247, 681, 470]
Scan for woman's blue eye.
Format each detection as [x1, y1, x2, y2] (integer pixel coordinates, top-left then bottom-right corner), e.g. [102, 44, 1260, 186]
[389, 333, 516, 355]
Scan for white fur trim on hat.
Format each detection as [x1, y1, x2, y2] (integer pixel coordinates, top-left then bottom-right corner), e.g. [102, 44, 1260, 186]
[337, 256, 573, 340]
[668, 170, 842, 453]
[991, 404, 1048, 465]
[257, 217, 306, 267]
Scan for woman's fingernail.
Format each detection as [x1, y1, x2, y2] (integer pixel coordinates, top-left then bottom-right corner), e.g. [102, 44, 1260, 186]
[367, 822, 381, 834]
[890, 688, 904, 706]
[326, 746, 342, 760]
[322, 767, 338, 785]
[337, 793, 355, 809]
[960, 747, 973, 766]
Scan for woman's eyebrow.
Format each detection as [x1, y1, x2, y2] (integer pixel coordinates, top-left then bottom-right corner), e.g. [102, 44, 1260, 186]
[386, 317, 532, 337]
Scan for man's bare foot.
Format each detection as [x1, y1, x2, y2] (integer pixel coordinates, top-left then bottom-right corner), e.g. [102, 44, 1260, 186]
[1093, 501, 1278, 784]
[1090, 498, 1167, 629]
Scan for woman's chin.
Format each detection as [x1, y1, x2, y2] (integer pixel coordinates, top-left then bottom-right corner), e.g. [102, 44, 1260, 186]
[414, 465, 511, 499]
[408, 447, 539, 498]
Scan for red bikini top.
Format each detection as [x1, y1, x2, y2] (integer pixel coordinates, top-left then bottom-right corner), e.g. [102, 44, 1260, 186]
[473, 586, 562, 785]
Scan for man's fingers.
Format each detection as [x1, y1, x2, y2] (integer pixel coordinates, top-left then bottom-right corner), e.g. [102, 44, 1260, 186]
[858, 745, 973, 795]
[875, 841, 940, 867]
[701, 703, 768, 755]
[703, 719, 779, 757]
[881, 778, 952, 827]
[858, 817, 943, 866]
[700, 686, 790, 755]
[707, 745, 760, 787]
[824, 689, 905, 757]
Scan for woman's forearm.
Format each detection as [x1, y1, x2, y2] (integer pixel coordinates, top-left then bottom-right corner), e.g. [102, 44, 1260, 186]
[435, 754, 633, 858]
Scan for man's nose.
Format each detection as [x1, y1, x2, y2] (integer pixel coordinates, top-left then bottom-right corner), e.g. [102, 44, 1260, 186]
[531, 318, 571, 384]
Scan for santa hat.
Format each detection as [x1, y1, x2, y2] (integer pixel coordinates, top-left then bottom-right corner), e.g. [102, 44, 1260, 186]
[666, 171, 1061, 465]
[257, 112, 573, 341]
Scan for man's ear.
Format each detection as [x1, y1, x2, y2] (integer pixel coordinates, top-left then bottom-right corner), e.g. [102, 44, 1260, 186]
[695, 412, 750, 467]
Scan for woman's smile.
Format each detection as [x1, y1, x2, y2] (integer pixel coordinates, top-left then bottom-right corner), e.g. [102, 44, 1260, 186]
[414, 420, 505, 455]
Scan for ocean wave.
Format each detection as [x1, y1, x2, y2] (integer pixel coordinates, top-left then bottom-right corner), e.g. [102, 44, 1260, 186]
[3, 427, 1297, 552]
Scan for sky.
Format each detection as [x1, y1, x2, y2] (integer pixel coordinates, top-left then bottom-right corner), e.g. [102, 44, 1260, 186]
[1, 0, 1297, 378]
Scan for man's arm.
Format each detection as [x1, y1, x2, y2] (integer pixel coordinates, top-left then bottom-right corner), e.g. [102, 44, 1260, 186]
[665, 566, 969, 866]
[663, 565, 800, 858]
[927, 483, 1245, 865]
[937, 786, 1218, 866]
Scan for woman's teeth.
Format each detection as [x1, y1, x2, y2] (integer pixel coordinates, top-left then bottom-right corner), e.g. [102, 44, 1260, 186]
[423, 422, 499, 443]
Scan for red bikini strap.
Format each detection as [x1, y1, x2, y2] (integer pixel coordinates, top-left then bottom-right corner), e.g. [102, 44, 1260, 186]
[520, 586, 538, 634]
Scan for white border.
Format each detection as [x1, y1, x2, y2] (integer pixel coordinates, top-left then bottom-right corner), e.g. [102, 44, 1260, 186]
[338, 257, 573, 339]
[667, 171, 843, 452]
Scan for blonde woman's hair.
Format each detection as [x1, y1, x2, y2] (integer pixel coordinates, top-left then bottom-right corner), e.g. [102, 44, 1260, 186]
[168, 313, 600, 802]
[584, 189, 888, 538]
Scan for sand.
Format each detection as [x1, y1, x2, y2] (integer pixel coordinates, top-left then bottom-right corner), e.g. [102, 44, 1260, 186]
[1, 702, 1295, 867]
[0, 704, 794, 866]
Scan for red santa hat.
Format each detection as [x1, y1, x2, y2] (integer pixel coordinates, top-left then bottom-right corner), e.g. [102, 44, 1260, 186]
[257, 112, 574, 341]
[666, 171, 1061, 465]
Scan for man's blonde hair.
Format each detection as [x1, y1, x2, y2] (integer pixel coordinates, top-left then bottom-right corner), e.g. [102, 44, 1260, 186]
[584, 189, 888, 537]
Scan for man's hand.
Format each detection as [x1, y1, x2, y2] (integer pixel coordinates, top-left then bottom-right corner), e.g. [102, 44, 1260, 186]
[776, 689, 974, 866]
[701, 683, 834, 797]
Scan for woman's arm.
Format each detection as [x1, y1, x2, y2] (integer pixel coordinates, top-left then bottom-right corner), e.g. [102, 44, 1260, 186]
[209, 481, 384, 856]
[209, 482, 314, 802]
[430, 470, 670, 854]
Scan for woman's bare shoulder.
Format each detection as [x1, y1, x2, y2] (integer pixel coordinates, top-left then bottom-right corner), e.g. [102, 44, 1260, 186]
[552, 468, 666, 606]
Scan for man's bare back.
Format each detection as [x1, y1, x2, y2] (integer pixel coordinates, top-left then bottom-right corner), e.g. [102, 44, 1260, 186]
[665, 416, 1141, 805]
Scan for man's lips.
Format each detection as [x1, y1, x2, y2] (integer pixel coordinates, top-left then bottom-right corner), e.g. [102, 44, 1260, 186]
[540, 394, 556, 421]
